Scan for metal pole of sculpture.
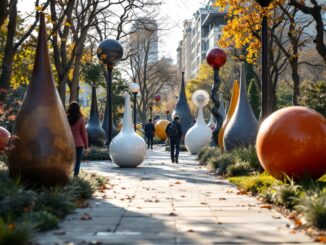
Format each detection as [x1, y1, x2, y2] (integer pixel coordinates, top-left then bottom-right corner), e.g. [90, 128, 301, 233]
[255, 0, 273, 121]
[130, 82, 140, 131]
[206, 48, 227, 146]
[149, 101, 154, 119]
[86, 85, 106, 147]
[97, 39, 123, 145]
[8, 13, 75, 186]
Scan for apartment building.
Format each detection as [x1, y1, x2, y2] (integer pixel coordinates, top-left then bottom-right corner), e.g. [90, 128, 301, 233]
[177, 4, 226, 80]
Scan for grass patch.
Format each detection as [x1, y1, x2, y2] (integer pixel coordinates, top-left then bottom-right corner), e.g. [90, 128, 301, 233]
[82, 147, 110, 161]
[226, 161, 253, 177]
[0, 166, 108, 244]
[296, 190, 326, 229]
[228, 173, 279, 194]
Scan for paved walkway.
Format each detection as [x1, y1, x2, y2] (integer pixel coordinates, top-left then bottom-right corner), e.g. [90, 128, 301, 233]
[34, 147, 317, 244]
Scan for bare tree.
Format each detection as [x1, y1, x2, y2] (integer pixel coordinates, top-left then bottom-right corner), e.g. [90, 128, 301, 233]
[289, 0, 326, 63]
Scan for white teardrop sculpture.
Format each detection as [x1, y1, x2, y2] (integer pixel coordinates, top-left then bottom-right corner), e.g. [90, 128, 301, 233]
[185, 90, 212, 154]
[207, 113, 216, 130]
[109, 93, 147, 167]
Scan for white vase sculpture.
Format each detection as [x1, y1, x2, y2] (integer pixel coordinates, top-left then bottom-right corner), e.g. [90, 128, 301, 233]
[185, 90, 212, 154]
[109, 93, 147, 167]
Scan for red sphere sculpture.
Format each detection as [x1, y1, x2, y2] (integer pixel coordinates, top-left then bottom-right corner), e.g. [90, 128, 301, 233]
[256, 106, 326, 180]
[206, 48, 227, 69]
[0, 126, 10, 151]
[154, 94, 161, 102]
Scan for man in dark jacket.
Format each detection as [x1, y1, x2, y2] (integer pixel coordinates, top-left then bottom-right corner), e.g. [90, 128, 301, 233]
[144, 119, 155, 149]
[166, 115, 183, 163]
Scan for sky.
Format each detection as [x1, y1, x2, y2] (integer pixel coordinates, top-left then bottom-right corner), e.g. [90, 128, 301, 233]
[19, 0, 207, 63]
[159, 0, 207, 62]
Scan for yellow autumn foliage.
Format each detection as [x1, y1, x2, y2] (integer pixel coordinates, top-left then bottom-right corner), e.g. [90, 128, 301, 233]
[214, 0, 285, 63]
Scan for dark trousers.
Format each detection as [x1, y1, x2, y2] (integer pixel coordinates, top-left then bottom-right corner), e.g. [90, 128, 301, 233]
[170, 138, 180, 161]
[74, 147, 84, 177]
[147, 136, 153, 149]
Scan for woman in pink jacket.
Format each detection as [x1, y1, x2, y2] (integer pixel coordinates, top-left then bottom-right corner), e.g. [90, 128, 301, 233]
[67, 101, 89, 177]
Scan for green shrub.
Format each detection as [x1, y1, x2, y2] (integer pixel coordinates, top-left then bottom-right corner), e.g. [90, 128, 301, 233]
[0, 218, 34, 245]
[24, 211, 59, 231]
[229, 173, 279, 194]
[296, 190, 326, 229]
[226, 161, 253, 177]
[232, 146, 261, 171]
[272, 180, 302, 209]
[67, 171, 102, 199]
[82, 147, 110, 161]
[0, 187, 38, 218]
[299, 81, 326, 116]
[259, 187, 275, 203]
[36, 187, 76, 218]
[197, 147, 217, 163]
[209, 153, 234, 175]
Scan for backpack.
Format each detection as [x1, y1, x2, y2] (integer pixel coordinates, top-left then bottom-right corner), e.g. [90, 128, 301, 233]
[167, 122, 179, 137]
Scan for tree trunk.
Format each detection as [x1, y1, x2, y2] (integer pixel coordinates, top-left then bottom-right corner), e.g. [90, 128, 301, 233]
[291, 62, 300, 105]
[0, 0, 17, 104]
[0, 0, 8, 28]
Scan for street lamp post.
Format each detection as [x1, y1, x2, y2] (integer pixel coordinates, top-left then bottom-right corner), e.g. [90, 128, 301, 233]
[149, 101, 154, 119]
[255, 0, 273, 121]
[130, 82, 140, 131]
[97, 39, 123, 146]
[165, 109, 170, 120]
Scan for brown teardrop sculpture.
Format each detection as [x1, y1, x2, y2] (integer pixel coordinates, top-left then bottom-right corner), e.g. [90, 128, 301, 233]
[8, 13, 75, 186]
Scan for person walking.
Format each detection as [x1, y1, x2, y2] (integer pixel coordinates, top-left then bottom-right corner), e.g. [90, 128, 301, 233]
[67, 101, 89, 177]
[144, 118, 155, 149]
[166, 115, 183, 163]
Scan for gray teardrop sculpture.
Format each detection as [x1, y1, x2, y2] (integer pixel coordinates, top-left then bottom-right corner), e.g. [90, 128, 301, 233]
[172, 72, 193, 136]
[223, 63, 259, 152]
[86, 85, 106, 147]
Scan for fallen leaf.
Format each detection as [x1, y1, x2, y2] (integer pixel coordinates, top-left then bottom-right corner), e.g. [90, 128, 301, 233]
[53, 230, 66, 235]
[175, 181, 181, 184]
[260, 204, 272, 209]
[80, 213, 92, 220]
[219, 197, 226, 201]
[272, 215, 281, 219]
[314, 236, 326, 243]
[187, 229, 194, 232]
[169, 212, 177, 216]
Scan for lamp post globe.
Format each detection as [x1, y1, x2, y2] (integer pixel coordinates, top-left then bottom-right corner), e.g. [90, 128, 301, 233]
[97, 39, 123, 68]
[97, 39, 123, 146]
[254, 0, 273, 7]
[130, 82, 140, 131]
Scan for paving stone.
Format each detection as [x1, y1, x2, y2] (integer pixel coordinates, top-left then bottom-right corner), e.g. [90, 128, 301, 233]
[33, 148, 319, 245]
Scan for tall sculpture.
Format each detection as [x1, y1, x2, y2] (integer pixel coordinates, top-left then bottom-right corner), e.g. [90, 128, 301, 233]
[185, 90, 212, 154]
[8, 13, 75, 186]
[172, 72, 193, 138]
[223, 63, 259, 152]
[206, 48, 227, 146]
[218, 80, 239, 150]
[86, 85, 106, 147]
[109, 94, 147, 167]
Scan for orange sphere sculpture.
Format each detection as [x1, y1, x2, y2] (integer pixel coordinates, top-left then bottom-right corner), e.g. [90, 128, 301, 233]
[0, 127, 10, 151]
[155, 119, 169, 140]
[256, 106, 326, 180]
